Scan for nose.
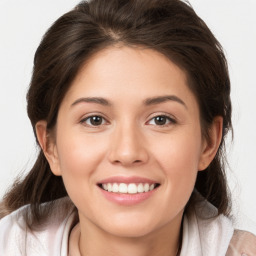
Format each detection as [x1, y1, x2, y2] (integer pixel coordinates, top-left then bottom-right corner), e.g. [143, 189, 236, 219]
[108, 123, 149, 166]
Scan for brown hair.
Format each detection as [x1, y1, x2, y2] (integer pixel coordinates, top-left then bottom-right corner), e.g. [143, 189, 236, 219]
[1, 0, 232, 227]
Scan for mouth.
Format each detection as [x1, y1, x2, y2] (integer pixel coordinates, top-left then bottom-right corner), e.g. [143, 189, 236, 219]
[98, 182, 160, 194]
[97, 177, 161, 205]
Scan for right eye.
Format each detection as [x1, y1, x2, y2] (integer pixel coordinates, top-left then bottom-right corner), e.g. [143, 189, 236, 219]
[80, 115, 107, 127]
[147, 115, 176, 127]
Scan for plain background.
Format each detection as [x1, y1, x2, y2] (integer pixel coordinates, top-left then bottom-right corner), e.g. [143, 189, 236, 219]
[0, 0, 255, 232]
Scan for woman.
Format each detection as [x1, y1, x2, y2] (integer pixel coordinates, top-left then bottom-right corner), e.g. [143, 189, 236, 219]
[0, 0, 255, 255]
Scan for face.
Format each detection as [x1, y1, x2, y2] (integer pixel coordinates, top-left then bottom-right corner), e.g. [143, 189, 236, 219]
[43, 46, 213, 238]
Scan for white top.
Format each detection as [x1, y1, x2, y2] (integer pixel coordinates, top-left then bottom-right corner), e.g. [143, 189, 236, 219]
[0, 197, 76, 256]
[0, 195, 235, 256]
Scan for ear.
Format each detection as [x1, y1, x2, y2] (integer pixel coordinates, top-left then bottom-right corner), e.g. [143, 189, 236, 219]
[35, 120, 62, 176]
[198, 116, 223, 171]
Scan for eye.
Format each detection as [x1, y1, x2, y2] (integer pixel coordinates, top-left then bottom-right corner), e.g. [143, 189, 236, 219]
[147, 115, 175, 126]
[81, 115, 107, 126]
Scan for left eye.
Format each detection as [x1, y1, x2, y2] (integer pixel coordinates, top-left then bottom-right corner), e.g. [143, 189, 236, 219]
[81, 116, 107, 126]
[148, 115, 174, 126]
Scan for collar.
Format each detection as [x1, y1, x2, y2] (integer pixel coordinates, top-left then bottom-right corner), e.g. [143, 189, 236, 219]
[180, 193, 234, 256]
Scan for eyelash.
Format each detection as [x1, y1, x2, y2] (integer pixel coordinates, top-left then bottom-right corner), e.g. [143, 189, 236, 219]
[80, 115, 108, 127]
[147, 114, 176, 127]
[80, 114, 176, 128]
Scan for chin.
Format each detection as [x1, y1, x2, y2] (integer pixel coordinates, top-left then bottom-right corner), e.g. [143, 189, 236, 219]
[100, 215, 162, 238]
[106, 224, 155, 238]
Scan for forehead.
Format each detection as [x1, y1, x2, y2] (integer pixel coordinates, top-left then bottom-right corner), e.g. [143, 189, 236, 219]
[62, 46, 197, 110]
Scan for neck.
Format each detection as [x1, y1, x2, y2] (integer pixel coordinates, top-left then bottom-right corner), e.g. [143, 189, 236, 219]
[78, 212, 183, 256]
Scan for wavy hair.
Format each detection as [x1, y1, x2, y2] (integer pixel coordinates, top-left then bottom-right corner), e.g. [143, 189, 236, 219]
[0, 0, 232, 228]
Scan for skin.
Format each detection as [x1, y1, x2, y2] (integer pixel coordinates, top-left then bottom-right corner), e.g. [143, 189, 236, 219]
[36, 46, 222, 256]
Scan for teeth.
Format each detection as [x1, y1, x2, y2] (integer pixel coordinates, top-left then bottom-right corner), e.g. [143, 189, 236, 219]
[119, 183, 128, 193]
[128, 183, 137, 194]
[112, 183, 119, 192]
[144, 183, 149, 192]
[137, 183, 144, 193]
[107, 183, 112, 192]
[101, 183, 158, 194]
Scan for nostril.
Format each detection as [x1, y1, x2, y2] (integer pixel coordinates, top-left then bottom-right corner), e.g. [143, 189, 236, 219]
[111, 159, 142, 165]
[108, 138, 149, 166]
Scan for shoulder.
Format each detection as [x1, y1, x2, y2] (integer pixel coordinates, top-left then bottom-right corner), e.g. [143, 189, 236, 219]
[0, 203, 28, 251]
[0, 197, 77, 256]
[226, 229, 256, 256]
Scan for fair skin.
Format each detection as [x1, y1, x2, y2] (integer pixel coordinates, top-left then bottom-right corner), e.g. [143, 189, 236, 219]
[36, 46, 222, 256]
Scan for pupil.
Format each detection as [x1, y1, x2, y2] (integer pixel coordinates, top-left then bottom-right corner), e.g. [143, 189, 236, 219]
[91, 116, 102, 125]
[155, 116, 166, 125]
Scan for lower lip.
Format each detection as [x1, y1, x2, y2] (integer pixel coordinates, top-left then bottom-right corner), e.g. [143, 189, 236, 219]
[99, 187, 158, 206]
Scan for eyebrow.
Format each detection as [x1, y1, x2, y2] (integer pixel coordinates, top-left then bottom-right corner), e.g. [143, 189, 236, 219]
[71, 97, 111, 107]
[71, 95, 187, 108]
[143, 95, 187, 109]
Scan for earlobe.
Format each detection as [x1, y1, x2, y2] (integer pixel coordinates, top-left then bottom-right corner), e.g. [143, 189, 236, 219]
[198, 116, 223, 171]
[35, 121, 62, 176]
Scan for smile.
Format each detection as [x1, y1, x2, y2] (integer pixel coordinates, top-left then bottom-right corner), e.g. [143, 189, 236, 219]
[99, 183, 160, 194]
[97, 176, 160, 205]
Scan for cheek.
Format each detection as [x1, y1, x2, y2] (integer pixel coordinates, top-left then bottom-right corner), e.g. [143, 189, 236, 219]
[151, 129, 202, 203]
[55, 132, 111, 216]
[56, 130, 106, 170]
[55, 130, 109, 196]
[161, 139, 201, 174]
[153, 127, 202, 170]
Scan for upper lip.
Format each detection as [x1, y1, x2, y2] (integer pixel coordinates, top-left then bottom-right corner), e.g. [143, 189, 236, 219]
[97, 176, 160, 184]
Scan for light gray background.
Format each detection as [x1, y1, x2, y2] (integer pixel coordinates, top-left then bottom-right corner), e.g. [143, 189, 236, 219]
[0, 0, 255, 232]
